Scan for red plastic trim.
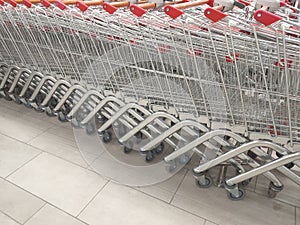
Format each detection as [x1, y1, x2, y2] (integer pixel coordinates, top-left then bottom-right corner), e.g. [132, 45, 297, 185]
[23, 0, 32, 8]
[204, 7, 227, 22]
[102, 2, 117, 14]
[41, 0, 51, 8]
[237, 0, 250, 6]
[76, 1, 88, 11]
[56, 0, 67, 10]
[254, 9, 282, 26]
[8, 0, 17, 7]
[164, 5, 183, 19]
[0, 0, 5, 5]
[130, 4, 146, 17]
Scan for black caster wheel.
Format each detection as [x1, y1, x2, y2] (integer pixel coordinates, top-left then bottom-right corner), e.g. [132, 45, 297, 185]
[267, 182, 283, 198]
[154, 143, 164, 155]
[24, 90, 33, 100]
[85, 123, 96, 135]
[13, 86, 22, 104]
[145, 151, 154, 162]
[135, 132, 143, 144]
[34, 107, 44, 113]
[35, 93, 45, 106]
[46, 108, 55, 117]
[48, 97, 58, 110]
[58, 112, 68, 122]
[227, 189, 245, 201]
[3, 89, 12, 101]
[124, 146, 133, 154]
[276, 152, 295, 169]
[195, 176, 212, 188]
[14, 96, 22, 104]
[24, 101, 32, 108]
[102, 131, 112, 143]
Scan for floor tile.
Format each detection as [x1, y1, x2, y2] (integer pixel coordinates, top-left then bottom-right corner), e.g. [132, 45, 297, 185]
[0, 178, 45, 224]
[255, 171, 300, 207]
[0, 133, 41, 178]
[0, 106, 52, 143]
[0, 211, 20, 225]
[171, 171, 295, 225]
[79, 182, 205, 225]
[8, 153, 108, 216]
[47, 125, 76, 143]
[296, 207, 299, 225]
[204, 221, 218, 225]
[25, 204, 86, 225]
[135, 168, 188, 202]
[28, 132, 92, 167]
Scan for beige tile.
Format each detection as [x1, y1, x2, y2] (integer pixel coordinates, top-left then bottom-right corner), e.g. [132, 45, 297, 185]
[171, 171, 295, 225]
[0, 178, 45, 224]
[47, 125, 76, 143]
[255, 172, 300, 207]
[8, 153, 107, 216]
[0, 133, 41, 178]
[205, 221, 218, 225]
[0, 107, 52, 142]
[25, 204, 86, 225]
[28, 132, 92, 167]
[296, 207, 300, 225]
[79, 182, 205, 225]
[135, 169, 187, 202]
[0, 211, 20, 225]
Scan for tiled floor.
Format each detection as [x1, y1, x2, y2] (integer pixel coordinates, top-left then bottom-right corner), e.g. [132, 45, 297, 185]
[0, 98, 299, 225]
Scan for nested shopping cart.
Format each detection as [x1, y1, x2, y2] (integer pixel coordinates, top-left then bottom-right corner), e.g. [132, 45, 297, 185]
[0, 0, 299, 200]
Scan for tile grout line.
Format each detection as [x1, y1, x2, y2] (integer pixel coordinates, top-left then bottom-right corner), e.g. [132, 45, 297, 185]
[169, 168, 189, 204]
[22, 202, 47, 225]
[4, 151, 44, 180]
[3, 179, 89, 225]
[76, 179, 111, 218]
[0, 209, 22, 225]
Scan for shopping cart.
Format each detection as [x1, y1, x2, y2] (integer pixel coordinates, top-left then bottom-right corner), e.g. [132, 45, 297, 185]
[0, 0, 299, 200]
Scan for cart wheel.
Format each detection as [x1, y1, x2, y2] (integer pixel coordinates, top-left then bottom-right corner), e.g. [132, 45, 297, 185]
[124, 146, 133, 154]
[24, 89, 33, 100]
[46, 108, 55, 117]
[24, 101, 32, 108]
[34, 106, 44, 113]
[227, 189, 245, 201]
[267, 188, 278, 198]
[58, 112, 68, 122]
[102, 131, 112, 143]
[275, 152, 295, 169]
[135, 131, 143, 144]
[154, 142, 164, 155]
[145, 151, 154, 162]
[14, 86, 22, 104]
[48, 97, 58, 110]
[85, 123, 96, 135]
[35, 93, 45, 106]
[14, 95, 22, 104]
[195, 176, 212, 188]
[3, 87, 12, 101]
